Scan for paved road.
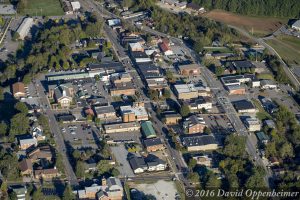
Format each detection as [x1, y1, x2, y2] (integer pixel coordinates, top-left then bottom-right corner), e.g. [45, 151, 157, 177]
[35, 78, 79, 186]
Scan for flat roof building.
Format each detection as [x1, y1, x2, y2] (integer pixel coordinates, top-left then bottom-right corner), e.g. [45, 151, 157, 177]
[104, 122, 140, 134]
[182, 134, 218, 152]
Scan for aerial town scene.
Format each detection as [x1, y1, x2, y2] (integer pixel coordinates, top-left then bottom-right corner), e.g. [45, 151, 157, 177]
[0, 0, 299, 199]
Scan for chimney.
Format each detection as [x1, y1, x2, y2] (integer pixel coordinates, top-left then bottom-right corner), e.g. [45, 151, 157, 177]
[102, 178, 107, 186]
[63, 90, 67, 97]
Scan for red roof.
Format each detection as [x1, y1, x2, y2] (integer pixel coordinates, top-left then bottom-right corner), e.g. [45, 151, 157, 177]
[159, 42, 170, 52]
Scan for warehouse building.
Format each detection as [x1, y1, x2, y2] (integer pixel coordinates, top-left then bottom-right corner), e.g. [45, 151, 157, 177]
[17, 17, 34, 40]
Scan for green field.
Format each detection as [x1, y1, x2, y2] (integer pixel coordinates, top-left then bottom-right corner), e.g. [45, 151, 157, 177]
[19, 0, 64, 16]
[266, 36, 300, 65]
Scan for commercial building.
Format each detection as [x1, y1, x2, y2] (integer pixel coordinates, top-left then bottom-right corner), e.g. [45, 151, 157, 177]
[183, 96, 212, 111]
[70, 1, 81, 11]
[173, 84, 199, 100]
[110, 82, 136, 96]
[261, 79, 277, 89]
[94, 105, 117, 120]
[46, 72, 89, 81]
[143, 138, 164, 152]
[221, 74, 255, 86]
[178, 63, 201, 76]
[226, 60, 256, 74]
[48, 83, 74, 109]
[107, 18, 121, 27]
[183, 115, 206, 134]
[141, 121, 157, 138]
[131, 51, 152, 63]
[162, 111, 182, 125]
[16, 17, 34, 40]
[104, 122, 140, 134]
[192, 155, 212, 167]
[227, 84, 246, 95]
[110, 72, 132, 84]
[181, 134, 218, 152]
[233, 100, 257, 113]
[88, 62, 125, 77]
[129, 42, 144, 52]
[12, 82, 26, 98]
[120, 104, 149, 122]
[128, 153, 167, 174]
[245, 117, 261, 132]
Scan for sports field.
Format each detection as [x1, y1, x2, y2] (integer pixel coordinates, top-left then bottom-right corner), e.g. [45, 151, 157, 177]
[19, 0, 64, 16]
[204, 9, 287, 37]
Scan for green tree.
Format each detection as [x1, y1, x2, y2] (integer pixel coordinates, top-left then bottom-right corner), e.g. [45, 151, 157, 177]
[203, 126, 212, 134]
[72, 149, 81, 160]
[32, 188, 43, 200]
[0, 121, 7, 136]
[215, 65, 225, 77]
[187, 172, 200, 183]
[180, 105, 190, 117]
[97, 160, 113, 175]
[206, 174, 221, 188]
[8, 191, 17, 200]
[111, 168, 120, 177]
[0, 86, 4, 101]
[75, 160, 85, 178]
[14, 102, 28, 114]
[9, 113, 29, 138]
[187, 158, 197, 169]
[279, 142, 294, 158]
[165, 70, 175, 83]
[162, 88, 171, 98]
[62, 184, 75, 200]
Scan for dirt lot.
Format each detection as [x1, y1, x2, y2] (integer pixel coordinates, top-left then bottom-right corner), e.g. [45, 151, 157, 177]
[204, 10, 287, 36]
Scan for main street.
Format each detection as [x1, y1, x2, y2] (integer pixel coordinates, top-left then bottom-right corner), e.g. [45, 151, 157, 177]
[35, 78, 79, 186]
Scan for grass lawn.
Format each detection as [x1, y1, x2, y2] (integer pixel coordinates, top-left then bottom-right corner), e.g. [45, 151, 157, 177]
[266, 36, 300, 65]
[19, 0, 64, 16]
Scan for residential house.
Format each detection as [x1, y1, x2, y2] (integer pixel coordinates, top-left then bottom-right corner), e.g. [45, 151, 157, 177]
[245, 117, 261, 132]
[141, 121, 157, 138]
[158, 40, 173, 56]
[183, 115, 206, 134]
[183, 96, 212, 111]
[27, 146, 52, 162]
[192, 155, 212, 167]
[104, 122, 140, 134]
[144, 154, 167, 172]
[181, 134, 218, 152]
[143, 138, 164, 152]
[34, 168, 59, 179]
[232, 100, 257, 113]
[292, 19, 300, 31]
[12, 82, 26, 98]
[264, 119, 276, 129]
[129, 42, 144, 52]
[161, 111, 182, 125]
[19, 137, 37, 150]
[94, 105, 117, 120]
[178, 63, 201, 76]
[19, 159, 33, 176]
[128, 153, 148, 174]
[256, 132, 270, 144]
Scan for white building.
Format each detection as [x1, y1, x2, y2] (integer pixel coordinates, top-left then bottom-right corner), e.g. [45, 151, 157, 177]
[16, 17, 34, 40]
[292, 20, 300, 31]
[245, 117, 261, 132]
[71, 1, 81, 11]
[261, 79, 277, 89]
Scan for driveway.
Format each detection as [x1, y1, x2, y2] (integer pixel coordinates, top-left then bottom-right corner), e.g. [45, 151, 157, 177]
[110, 145, 135, 177]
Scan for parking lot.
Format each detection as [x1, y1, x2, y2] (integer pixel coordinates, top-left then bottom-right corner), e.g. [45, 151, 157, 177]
[110, 145, 135, 177]
[60, 123, 99, 149]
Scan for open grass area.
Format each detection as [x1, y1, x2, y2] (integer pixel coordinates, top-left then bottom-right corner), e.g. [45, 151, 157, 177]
[19, 0, 64, 16]
[266, 36, 300, 65]
[252, 99, 272, 121]
[204, 9, 287, 37]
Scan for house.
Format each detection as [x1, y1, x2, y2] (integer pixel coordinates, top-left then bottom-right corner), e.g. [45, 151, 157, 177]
[27, 146, 52, 162]
[19, 159, 33, 176]
[181, 134, 218, 152]
[183, 96, 212, 111]
[94, 105, 117, 120]
[178, 63, 201, 76]
[245, 117, 261, 132]
[63, 1, 73, 14]
[232, 100, 257, 113]
[141, 121, 157, 138]
[107, 18, 121, 27]
[260, 97, 278, 114]
[292, 19, 300, 31]
[12, 82, 26, 98]
[261, 79, 277, 89]
[11, 186, 27, 200]
[34, 168, 59, 179]
[19, 137, 37, 150]
[144, 154, 167, 172]
[143, 138, 164, 152]
[251, 78, 261, 88]
[192, 155, 212, 167]
[31, 126, 45, 141]
[129, 42, 144, 52]
[161, 111, 182, 125]
[183, 115, 206, 134]
[227, 84, 246, 95]
[16, 17, 34, 40]
[158, 41, 173, 56]
[264, 119, 276, 129]
[186, 2, 202, 11]
[128, 153, 148, 174]
[84, 160, 97, 172]
[120, 104, 149, 122]
[256, 132, 270, 144]
[269, 157, 280, 166]
[110, 82, 136, 96]
[104, 122, 140, 134]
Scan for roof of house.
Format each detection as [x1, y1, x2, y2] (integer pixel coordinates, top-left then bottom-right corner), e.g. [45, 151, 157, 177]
[231, 60, 255, 70]
[143, 138, 163, 147]
[12, 82, 25, 94]
[186, 2, 201, 10]
[184, 115, 206, 128]
[94, 105, 115, 115]
[159, 42, 171, 52]
[233, 100, 255, 111]
[129, 42, 143, 50]
[128, 153, 147, 170]
[34, 168, 58, 175]
[182, 134, 217, 147]
[292, 19, 300, 28]
[54, 85, 72, 100]
[19, 137, 37, 146]
[141, 121, 156, 138]
[256, 132, 270, 141]
[19, 159, 33, 172]
[144, 154, 166, 167]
